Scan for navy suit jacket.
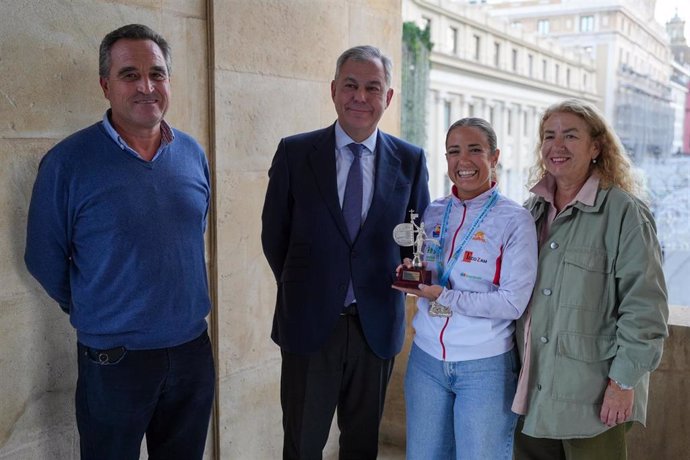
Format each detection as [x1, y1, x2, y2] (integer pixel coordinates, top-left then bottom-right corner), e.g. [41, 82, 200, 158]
[261, 123, 430, 359]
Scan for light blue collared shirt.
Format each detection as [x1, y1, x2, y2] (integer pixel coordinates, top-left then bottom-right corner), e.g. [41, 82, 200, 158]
[334, 122, 377, 224]
[101, 110, 174, 162]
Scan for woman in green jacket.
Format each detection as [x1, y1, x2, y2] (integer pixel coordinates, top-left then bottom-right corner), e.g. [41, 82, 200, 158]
[512, 99, 668, 460]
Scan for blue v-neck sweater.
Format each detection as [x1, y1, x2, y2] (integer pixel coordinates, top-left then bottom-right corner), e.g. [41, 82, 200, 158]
[25, 122, 211, 350]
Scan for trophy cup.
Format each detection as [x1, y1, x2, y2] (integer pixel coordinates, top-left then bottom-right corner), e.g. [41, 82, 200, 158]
[392, 210, 436, 288]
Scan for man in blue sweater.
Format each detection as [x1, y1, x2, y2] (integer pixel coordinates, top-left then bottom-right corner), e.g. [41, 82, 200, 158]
[24, 24, 214, 460]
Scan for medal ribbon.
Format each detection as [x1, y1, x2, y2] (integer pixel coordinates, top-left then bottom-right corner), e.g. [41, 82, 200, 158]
[435, 189, 498, 288]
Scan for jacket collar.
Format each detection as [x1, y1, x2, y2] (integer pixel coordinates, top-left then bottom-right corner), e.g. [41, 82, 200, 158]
[308, 122, 401, 245]
[528, 173, 607, 221]
[450, 183, 498, 209]
[334, 121, 378, 154]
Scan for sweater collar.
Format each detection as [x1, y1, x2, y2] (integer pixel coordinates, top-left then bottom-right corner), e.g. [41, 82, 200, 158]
[101, 110, 175, 160]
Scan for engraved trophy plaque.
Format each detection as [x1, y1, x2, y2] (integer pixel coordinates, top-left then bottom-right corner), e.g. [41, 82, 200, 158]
[392, 210, 435, 288]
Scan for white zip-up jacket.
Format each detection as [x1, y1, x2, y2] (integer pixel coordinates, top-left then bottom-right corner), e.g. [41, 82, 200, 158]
[413, 185, 538, 362]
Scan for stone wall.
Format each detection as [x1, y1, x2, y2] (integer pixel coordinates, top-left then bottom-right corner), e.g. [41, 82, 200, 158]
[0, 1, 208, 458]
[209, 1, 402, 456]
[0, 0, 401, 458]
[628, 310, 690, 460]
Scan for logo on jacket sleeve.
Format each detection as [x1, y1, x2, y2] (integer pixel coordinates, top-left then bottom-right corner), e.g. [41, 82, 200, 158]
[432, 223, 441, 238]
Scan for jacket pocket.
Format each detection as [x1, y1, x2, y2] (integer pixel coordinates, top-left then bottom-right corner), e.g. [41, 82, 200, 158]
[280, 244, 310, 282]
[559, 248, 612, 311]
[552, 332, 616, 403]
[284, 243, 309, 267]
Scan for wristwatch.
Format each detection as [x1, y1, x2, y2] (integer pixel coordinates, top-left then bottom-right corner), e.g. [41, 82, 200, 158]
[610, 378, 633, 390]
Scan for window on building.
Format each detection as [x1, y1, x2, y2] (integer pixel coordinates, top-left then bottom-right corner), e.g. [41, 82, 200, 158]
[489, 106, 495, 124]
[566, 68, 571, 86]
[555, 64, 560, 83]
[512, 48, 518, 71]
[523, 111, 529, 136]
[507, 109, 513, 135]
[448, 26, 458, 54]
[444, 100, 452, 129]
[537, 19, 550, 35]
[528, 54, 533, 77]
[583, 73, 588, 88]
[542, 59, 547, 80]
[494, 42, 501, 67]
[473, 35, 481, 60]
[469, 104, 475, 117]
[580, 15, 594, 32]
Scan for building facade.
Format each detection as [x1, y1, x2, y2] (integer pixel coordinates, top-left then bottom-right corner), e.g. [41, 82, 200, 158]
[488, 0, 674, 160]
[669, 60, 690, 155]
[402, 0, 597, 202]
[667, 13, 690, 155]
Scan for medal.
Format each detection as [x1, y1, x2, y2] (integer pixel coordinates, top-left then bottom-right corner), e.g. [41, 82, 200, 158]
[428, 189, 499, 319]
[429, 300, 452, 317]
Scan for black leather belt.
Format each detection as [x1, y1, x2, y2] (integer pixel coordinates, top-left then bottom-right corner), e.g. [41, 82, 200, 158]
[341, 303, 358, 316]
[83, 345, 126, 364]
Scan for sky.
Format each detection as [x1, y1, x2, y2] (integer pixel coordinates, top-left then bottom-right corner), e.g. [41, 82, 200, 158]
[655, 0, 690, 38]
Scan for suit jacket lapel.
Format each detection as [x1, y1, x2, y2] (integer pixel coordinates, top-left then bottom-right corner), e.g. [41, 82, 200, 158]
[308, 124, 351, 242]
[363, 131, 401, 231]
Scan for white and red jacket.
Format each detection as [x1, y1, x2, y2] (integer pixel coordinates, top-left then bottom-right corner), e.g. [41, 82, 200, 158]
[413, 185, 538, 362]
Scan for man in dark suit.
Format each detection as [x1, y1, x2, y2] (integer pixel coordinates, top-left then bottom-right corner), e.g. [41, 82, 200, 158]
[261, 45, 430, 459]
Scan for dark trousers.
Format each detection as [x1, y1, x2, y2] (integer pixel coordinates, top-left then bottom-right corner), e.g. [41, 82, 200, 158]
[75, 330, 215, 460]
[514, 417, 630, 460]
[280, 312, 394, 460]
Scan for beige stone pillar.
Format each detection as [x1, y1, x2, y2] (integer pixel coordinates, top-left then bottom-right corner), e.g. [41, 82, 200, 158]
[0, 1, 403, 459]
[208, 1, 403, 458]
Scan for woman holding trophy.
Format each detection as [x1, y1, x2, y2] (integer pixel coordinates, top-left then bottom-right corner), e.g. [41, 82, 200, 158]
[393, 118, 538, 460]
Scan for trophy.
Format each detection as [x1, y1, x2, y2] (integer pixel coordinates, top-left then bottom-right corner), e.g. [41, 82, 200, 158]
[392, 210, 437, 288]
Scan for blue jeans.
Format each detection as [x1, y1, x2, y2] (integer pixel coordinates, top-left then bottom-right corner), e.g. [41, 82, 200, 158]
[75, 330, 215, 460]
[405, 343, 519, 460]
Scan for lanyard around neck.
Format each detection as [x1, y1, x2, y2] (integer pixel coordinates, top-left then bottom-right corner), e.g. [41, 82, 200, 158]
[435, 189, 498, 288]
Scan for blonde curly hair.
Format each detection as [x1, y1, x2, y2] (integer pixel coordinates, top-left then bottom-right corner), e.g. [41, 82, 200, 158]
[529, 99, 644, 197]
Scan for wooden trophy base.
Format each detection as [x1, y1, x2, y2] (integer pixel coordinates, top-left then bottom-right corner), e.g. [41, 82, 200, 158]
[394, 267, 432, 289]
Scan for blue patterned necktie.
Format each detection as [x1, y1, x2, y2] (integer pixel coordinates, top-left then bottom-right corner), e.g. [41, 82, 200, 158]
[342, 143, 364, 240]
[342, 143, 364, 306]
